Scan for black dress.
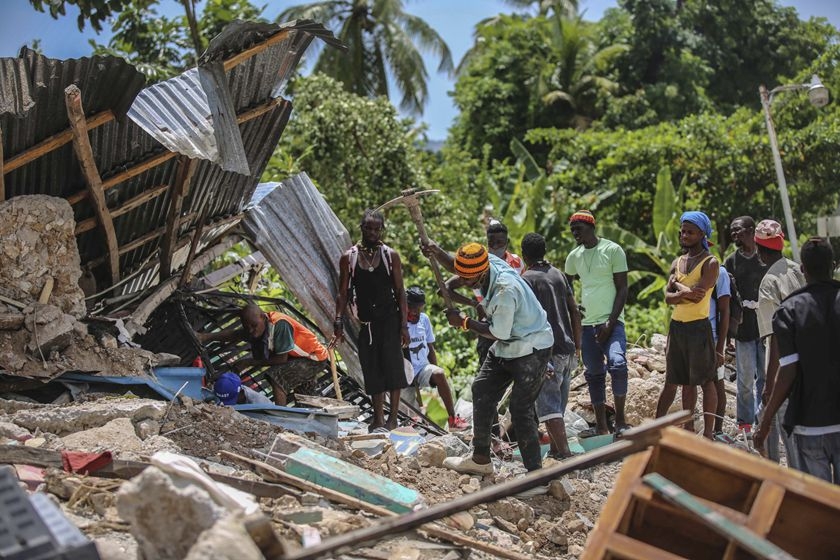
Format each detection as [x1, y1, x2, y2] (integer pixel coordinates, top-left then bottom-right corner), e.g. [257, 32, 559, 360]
[353, 257, 408, 394]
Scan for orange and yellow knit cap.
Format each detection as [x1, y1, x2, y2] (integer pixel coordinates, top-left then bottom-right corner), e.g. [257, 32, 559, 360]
[454, 243, 490, 279]
[569, 210, 595, 225]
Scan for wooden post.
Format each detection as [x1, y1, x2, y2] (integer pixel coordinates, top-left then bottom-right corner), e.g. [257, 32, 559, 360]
[159, 156, 197, 280]
[65, 85, 121, 286]
[178, 206, 209, 288]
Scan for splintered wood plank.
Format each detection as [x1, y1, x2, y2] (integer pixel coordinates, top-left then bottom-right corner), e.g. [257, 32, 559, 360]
[178, 206, 208, 288]
[605, 533, 688, 560]
[642, 473, 795, 560]
[64, 85, 120, 285]
[75, 183, 169, 235]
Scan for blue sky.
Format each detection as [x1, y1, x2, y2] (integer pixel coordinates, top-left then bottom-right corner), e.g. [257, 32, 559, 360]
[3, 0, 839, 139]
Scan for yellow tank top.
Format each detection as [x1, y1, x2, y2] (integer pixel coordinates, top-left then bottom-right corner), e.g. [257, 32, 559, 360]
[671, 255, 715, 323]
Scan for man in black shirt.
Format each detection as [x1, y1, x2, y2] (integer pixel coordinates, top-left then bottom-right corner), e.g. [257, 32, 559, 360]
[724, 216, 768, 432]
[521, 233, 582, 459]
[754, 237, 840, 483]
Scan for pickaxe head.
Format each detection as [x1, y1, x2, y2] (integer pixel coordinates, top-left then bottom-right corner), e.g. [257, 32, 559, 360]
[375, 188, 440, 213]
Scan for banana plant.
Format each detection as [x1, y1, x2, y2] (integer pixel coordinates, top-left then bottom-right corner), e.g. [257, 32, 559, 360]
[599, 166, 686, 299]
[484, 138, 613, 255]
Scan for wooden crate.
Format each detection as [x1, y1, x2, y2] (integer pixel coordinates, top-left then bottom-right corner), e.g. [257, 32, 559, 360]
[583, 427, 840, 560]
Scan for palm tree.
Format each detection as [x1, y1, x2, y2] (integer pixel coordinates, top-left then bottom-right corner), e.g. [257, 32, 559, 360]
[502, 0, 578, 18]
[540, 14, 626, 129]
[278, 0, 453, 115]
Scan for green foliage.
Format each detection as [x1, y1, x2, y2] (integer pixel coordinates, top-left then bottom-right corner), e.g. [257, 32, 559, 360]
[81, 0, 265, 81]
[624, 299, 671, 346]
[277, 0, 453, 115]
[29, 0, 132, 32]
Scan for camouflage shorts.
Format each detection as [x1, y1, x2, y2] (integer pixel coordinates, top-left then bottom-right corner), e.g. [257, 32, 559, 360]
[264, 358, 327, 394]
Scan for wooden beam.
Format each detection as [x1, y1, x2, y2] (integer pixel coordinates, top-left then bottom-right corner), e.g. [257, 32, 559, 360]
[179, 206, 209, 288]
[86, 211, 198, 269]
[65, 85, 121, 286]
[159, 156, 197, 280]
[223, 29, 292, 71]
[67, 96, 285, 206]
[75, 183, 169, 235]
[3, 110, 114, 176]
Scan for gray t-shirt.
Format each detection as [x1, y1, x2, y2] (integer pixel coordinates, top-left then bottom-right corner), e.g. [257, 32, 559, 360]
[241, 385, 272, 405]
[757, 258, 805, 339]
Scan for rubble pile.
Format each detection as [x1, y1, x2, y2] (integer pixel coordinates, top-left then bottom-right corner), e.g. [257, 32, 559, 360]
[0, 195, 176, 379]
[0, 336, 742, 560]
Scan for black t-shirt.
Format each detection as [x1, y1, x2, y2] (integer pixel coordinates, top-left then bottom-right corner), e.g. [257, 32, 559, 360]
[724, 251, 767, 341]
[522, 264, 576, 355]
[773, 281, 840, 431]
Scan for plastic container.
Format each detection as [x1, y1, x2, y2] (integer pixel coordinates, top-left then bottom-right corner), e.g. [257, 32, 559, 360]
[151, 367, 206, 400]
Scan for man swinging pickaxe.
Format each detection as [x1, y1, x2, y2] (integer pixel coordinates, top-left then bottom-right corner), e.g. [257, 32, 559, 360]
[376, 188, 454, 308]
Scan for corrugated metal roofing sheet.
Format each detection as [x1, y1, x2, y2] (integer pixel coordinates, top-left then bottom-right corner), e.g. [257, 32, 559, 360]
[0, 20, 339, 315]
[242, 172, 364, 385]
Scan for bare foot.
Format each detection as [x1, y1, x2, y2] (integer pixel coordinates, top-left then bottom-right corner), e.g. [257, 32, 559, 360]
[368, 421, 385, 433]
[385, 417, 398, 431]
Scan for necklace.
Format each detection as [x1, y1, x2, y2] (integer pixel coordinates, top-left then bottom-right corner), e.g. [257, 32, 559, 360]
[358, 248, 378, 272]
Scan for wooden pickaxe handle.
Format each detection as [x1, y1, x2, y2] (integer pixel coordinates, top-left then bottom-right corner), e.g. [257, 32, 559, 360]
[405, 204, 454, 309]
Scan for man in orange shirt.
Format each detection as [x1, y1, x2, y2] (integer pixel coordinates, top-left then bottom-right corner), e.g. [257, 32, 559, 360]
[198, 304, 328, 405]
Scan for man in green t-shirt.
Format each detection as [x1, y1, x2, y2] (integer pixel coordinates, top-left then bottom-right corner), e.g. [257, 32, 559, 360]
[565, 210, 630, 436]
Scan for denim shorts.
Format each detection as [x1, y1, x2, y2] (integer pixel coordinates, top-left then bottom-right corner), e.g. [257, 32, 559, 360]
[536, 353, 577, 422]
[414, 364, 443, 388]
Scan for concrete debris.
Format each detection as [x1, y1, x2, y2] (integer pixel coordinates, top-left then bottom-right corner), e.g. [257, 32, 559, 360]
[12, 398, 166, 436]
[61, 418, 145, 454]
[117, 466, 228, 560]
[184, 513, 264, 560]
[0, 420, 31, 441]
[0, 196, 86, 318]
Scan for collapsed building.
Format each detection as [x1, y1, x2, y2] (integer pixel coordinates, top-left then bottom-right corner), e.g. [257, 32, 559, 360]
[1, 18, 840, 560]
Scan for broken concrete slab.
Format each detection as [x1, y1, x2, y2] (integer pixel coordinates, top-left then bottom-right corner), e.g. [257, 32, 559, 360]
[117, 465, 227, 560]
[60, 418, 144, 454]
[283, 447, 424, 514]
[12, 398, 166, 436]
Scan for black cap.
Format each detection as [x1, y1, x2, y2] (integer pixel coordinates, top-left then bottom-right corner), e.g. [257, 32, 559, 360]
[406, 286, 425, 305]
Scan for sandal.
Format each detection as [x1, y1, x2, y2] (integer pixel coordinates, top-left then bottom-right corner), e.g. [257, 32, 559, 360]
[613, 424, 633, 440]
[577, 427, 602, 439]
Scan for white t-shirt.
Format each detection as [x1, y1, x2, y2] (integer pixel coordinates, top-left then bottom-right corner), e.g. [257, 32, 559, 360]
[407, 313, 435, 374]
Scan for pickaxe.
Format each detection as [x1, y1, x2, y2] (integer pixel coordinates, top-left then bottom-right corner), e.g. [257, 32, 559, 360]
[376, 188, 454, 308]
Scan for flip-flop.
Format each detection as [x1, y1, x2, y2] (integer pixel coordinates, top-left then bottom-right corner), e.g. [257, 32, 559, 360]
[613, 424, 633, 440]
[577, 427, 600, 439]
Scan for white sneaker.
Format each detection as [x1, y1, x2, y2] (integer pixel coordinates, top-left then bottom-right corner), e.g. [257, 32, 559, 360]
[442, 456, 494, 475]
[515, 484, 548, 498]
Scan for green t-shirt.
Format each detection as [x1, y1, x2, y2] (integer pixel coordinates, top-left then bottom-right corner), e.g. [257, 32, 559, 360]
[565, 238, 628, 326]
[270, 319, 295, 355]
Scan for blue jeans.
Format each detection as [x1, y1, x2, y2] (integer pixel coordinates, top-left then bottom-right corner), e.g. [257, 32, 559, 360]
[735, 339, 765, 424]
[581, 322, 627, 405]
[794, 431, 840, 484]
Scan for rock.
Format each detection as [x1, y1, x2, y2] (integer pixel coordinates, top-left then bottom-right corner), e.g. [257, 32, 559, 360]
[13, 399, 166, 436]
[429, 434, 471, 457]
[548, 478, 576, 501]
[567, 519, 586, 533]
[651, 333, 668, 353]
[416, 442, 447, 467]
[568, 544, 584, 557]
[117, 466, 226, 560]
[25, 306, 76, 355]
[61, 418, 144, 453]
[460, 477, 481, 494]
[135, 419, 161, 440]
[486, 499, 534, 525]
[547, 523, 569, 546]
[184, 514, 264, 560]
[0, 420, 30, 441]
[516, 518, 530, 531]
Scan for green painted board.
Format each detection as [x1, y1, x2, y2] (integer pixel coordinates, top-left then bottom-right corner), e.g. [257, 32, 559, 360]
[284, 447, 424, 514]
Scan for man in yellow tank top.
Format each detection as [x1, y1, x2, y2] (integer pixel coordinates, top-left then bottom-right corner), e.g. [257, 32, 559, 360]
[655, 211, 720, 439]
